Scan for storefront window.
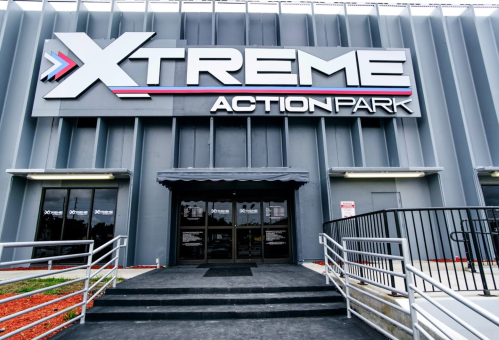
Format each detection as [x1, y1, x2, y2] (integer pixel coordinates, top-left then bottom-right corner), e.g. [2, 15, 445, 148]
[263, 201, 288, 225]
[91, 189, 118, 261]
[63, 189, 92, 257]
[264, 228, 289, 258]
[34, 189, 67, 259]
[179, 229, 205, 260]
[180, 201, 206, 226]
[236, 202, 260, 226]
[207, 201, 232, 226]
[34, 188, 118, 261]
[483, 186, 499, 206]
[207, 229, 232, 259]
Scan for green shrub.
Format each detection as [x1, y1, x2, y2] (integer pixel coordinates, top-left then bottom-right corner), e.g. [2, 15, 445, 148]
[63, 309, 78, 321]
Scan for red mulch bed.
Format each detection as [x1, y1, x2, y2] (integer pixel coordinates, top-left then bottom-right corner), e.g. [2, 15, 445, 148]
[0, 265, 157, 271]
[0, 293, 94, 340]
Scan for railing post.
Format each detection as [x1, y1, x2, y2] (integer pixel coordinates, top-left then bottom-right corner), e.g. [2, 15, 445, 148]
[112, 238, 120, 288]
[320, 235, 330, 285]
[354, 217, 367, 285]
[383, 211, 397, 295]
[402, 238, 420, 340]
[80, 242, 94, 324]
[342, 239, 351, 319]
[393, 210, 408, 295]
[465, 209, 490, 296]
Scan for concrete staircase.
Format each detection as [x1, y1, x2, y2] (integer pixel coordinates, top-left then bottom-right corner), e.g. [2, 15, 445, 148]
[87, 285, 346, 321]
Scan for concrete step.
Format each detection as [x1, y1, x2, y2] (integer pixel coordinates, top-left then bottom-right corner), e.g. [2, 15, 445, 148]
[93, 291, 343, 307]
[86, 302, 347, 321]
[104, 285, 336, 295]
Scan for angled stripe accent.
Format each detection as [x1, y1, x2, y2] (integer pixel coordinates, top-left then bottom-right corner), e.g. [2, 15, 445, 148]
[55, 52, 78, 80]
[108, 86, 413, 96]
[40, 52, 62, 81]
[48, 52, 67, 81]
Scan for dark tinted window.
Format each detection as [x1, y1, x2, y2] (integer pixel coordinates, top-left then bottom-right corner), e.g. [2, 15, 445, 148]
[91, 189, 118, 259]
[34, 189, 67, 258]
[483, 186, 499, 206]
[207, 201, 232, 226]
[34, 188, 118, 262]
[62, 189, 92, 259]
[180, 201, 206, 226]
[236, 202, 260, 226]
[263, 201, 288, 225]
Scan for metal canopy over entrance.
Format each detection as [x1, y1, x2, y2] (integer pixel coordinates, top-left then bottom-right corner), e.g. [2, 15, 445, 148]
[157, 168, 309, 189]
[176, 190, 292, 264]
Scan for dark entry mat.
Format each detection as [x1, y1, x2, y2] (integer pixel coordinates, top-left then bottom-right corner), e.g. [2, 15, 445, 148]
[203, 267, 253, 277]
[197, 263, 257, 268]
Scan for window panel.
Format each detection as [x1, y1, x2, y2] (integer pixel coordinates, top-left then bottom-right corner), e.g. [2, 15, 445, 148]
[34, 189, 67, 258]
[207, 201, 232, 226]
[62, 189, 93, 259]
[180, 201, 206, 226]
[236, 202, 260, 226]
[90, 189, 118, 259]
[263, 200, 288, 225]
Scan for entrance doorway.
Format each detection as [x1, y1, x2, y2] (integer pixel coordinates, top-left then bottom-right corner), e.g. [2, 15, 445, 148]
[176, 193, 291, 264]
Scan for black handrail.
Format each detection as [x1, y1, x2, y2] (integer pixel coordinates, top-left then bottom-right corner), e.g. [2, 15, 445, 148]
[323, 207, 499, 295]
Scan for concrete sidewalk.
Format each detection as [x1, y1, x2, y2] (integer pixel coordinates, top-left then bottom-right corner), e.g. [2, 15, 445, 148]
[306, 262, 499, 339]
[0, 268, 156, 281]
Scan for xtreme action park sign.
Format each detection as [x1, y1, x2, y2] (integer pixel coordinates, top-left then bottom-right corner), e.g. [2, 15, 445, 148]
[32, 32, 421, 118]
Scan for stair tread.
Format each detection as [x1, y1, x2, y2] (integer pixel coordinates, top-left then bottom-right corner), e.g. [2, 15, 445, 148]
[97, 291, 341, 301]
[88, 302, 345, 314]
[106, 286, 335, 294]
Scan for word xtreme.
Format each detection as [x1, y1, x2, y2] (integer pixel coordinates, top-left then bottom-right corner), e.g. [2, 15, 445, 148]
[36, 32, 421, 117]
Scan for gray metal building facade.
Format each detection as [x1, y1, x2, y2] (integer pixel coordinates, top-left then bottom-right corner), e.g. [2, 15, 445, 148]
[0, 0, 498, 266]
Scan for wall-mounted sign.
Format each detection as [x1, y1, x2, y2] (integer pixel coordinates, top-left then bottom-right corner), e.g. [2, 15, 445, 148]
[264, 228, 289, 258]
[239, 208, 258, 214]
[94, 210, 114, 215]
[179, 230, 205, 260]
[69, 210, 88, 216]
[44, 210, 63, 216]
[33, 32, 421, 118]
[340, 201, 356, 218]
[211, 209, 229, 214]
[183, 206, 204, 219]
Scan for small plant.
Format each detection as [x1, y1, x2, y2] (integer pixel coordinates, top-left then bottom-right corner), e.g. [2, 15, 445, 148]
[16, 286, 37, 293]
[63, 309, 78, 322]
[44, 323, 51, 329]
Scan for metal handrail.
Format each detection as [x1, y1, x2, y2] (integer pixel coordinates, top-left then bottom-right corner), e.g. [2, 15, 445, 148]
[0, 235, 128, 339]
[319, 233, 499, 340]
[323, 206, 499, 224]
[323, 207, 499, 295]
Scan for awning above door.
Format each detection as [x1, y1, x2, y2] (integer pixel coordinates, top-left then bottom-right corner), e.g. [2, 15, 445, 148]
[157, 168, 309, 189]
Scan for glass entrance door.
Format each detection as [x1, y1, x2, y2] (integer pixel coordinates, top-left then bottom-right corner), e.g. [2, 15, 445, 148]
[235, 201, 262, 262]
[207, 200, 233, 262]
[177, 195, 291, 264]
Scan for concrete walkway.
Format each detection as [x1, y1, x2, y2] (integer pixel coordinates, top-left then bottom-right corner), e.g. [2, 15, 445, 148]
[50, 316, 384, 340]
[0, 268, 156, 281]
[305, 262, 499, 339]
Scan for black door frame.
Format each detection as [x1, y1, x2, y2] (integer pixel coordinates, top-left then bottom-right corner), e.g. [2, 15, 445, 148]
[175, 189, 292, 265]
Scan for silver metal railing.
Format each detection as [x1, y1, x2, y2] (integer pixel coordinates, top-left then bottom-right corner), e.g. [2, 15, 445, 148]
[0, 235, 127, 340]
[319, 233, 499, 340]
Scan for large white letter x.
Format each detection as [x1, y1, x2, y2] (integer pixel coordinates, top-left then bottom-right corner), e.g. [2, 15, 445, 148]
[44, 32, 155, 99]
